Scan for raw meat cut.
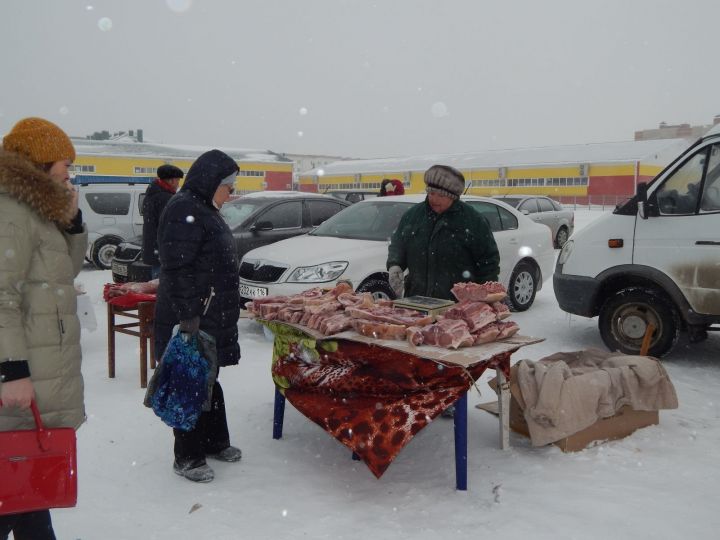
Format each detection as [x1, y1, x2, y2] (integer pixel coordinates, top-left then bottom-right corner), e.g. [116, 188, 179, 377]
[451, 281, 507, 303]
[420, 319, 474, 349]
[442, 301, 497, 332]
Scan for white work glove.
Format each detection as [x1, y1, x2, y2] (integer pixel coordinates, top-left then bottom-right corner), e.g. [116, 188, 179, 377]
[388, 266, 404, 298]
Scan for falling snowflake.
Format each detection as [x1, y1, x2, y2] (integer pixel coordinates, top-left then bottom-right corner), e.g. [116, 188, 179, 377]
[97, 17, 112, 31]
[431, 101, 448, 118]
[166, 0, 193, 13]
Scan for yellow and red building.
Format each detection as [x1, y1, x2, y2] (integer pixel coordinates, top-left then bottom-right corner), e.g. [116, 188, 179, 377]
[70, 138, 293, 192]
[297, 138, 692, 205]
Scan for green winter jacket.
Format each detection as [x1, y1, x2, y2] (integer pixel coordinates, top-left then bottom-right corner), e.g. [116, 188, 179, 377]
[0, 151, 87, 431]
[387, 198, 500, 300]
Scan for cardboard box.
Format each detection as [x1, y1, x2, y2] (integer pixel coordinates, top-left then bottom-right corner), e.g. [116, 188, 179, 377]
[478, 366, 659, 452]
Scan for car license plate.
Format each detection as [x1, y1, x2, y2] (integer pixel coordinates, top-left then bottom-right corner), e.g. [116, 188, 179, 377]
[239, 284, 268, 297]
[112, 261, 128, 277]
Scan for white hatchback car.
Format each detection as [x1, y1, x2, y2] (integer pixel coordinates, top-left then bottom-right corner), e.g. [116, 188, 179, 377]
[238, 194, 556, 311]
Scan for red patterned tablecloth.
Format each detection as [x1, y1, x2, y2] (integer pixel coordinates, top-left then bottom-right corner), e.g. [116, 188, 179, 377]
[264, 320, 540, 478]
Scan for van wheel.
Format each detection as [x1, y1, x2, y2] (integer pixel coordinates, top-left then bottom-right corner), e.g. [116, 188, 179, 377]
[598, 287, 679, 357]
[356, 278, 396, 301]
[555, 226, 569, 249]
[91, 236, 120, 270]
[507, 262, 537, 312]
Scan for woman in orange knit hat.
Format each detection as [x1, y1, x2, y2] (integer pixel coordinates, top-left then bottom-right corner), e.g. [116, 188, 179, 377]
[0, 117, 87, 540]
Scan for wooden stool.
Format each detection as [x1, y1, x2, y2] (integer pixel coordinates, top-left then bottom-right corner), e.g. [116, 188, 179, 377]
[107, 301, 156, 388]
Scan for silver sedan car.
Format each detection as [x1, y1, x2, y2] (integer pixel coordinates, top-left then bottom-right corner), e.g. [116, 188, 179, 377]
[492, 195, 574, 248]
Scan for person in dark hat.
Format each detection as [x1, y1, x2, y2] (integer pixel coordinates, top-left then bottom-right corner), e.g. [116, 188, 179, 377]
[154, 149, 242, 483]
[142, 164, 184, 279]
[387, 164, 499, 299]
[0, 117, 87, 539]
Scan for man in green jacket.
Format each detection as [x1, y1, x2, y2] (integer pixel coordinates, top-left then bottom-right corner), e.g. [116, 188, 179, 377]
[387, 164, 500, 300]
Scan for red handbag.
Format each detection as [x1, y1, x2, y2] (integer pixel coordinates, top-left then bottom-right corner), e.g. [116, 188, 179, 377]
[0, 400, 77, 516]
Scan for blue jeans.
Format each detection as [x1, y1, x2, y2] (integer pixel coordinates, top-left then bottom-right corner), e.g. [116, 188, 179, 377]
[151, 265, 161, 280]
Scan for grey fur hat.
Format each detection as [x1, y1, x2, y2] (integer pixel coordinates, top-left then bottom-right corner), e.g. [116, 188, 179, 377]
[424, 164, 465, 200]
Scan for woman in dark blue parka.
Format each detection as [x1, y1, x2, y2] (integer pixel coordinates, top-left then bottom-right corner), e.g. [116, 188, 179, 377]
[154, 149, 242, 483]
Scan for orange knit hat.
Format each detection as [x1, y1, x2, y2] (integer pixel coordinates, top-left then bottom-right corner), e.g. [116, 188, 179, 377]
[3, 117, 75, 164]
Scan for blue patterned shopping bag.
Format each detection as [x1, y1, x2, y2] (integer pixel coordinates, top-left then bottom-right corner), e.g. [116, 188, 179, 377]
[143, 330, 217, 431]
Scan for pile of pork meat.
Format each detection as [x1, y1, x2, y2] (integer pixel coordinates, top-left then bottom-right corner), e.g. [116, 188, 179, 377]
[245, 281, 519, 350]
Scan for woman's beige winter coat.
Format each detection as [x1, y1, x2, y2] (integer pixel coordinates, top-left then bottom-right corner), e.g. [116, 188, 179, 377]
[0, 151, 87, 431]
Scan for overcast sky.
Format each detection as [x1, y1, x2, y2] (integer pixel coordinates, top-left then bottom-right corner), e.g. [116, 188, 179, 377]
[1, 0, 718, 158]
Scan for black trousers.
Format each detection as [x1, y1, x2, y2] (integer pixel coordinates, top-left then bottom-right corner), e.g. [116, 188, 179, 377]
[0, 510, 56, 540]
[173, 378, 230, 466]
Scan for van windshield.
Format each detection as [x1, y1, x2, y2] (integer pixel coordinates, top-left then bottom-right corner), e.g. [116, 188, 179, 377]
[310, 200, 412, 241]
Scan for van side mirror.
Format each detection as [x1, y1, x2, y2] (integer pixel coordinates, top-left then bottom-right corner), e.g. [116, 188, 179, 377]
[251, 220, 273, 232]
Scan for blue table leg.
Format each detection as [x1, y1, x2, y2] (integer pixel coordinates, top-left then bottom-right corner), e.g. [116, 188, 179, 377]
[273, 387, 285, 440]
[454, 392, 468, 491]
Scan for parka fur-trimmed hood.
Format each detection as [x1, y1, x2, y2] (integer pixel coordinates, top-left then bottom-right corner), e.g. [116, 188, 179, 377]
[0, 150, 75, 227]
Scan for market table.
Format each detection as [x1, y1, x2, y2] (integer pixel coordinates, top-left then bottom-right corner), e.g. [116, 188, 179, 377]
[261, 319, 541, 490]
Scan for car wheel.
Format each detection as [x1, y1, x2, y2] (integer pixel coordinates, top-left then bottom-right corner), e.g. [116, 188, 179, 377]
[91, 236, 120, 270]
[507, 262, 537, 312]
[555, 226, 569, 249]
[356, 278, 396, 301]
[598, 287, 679, 357]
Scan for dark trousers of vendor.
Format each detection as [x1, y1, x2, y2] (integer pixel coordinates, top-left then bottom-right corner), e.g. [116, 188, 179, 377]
[173, 377, 230, 466]
[0, 510, 56, 540]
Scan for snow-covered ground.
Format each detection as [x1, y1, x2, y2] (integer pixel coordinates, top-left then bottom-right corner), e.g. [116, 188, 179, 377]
[55, 209, 720, 540]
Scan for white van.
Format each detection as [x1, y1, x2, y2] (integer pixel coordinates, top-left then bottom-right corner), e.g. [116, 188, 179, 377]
[554, 124, 720, 357]
[76, 183, 147, 269]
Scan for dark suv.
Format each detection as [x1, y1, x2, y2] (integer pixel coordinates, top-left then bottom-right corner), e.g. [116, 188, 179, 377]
[111, 192, 350, 283]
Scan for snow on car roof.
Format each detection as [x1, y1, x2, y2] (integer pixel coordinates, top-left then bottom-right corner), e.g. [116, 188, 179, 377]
[354, 193, 505, 205]
[240, 190, 336, 198]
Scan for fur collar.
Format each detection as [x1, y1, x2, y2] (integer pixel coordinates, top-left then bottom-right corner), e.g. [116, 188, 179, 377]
[0, 150, 73, 226]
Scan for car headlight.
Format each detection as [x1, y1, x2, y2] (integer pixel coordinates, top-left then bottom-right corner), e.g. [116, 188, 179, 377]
[557, 239, 574, 265]
[287, 261, 348, 283]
